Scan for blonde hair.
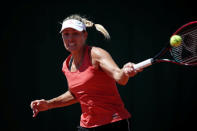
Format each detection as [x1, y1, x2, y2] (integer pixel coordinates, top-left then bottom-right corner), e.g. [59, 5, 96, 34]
[62, 14, 110, 40]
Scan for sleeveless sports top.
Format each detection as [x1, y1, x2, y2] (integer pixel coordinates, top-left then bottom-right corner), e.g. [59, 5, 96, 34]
[62, 45, 131, 128]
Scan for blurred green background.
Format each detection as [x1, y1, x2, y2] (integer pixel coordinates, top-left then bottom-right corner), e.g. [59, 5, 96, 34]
[0, 1, 196, 131]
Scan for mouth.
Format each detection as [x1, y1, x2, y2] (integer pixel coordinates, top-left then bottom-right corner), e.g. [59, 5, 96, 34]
[68, 43, 76, 48]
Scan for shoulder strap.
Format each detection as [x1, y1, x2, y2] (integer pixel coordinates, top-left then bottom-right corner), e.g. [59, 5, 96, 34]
[68, 56, 73, 71]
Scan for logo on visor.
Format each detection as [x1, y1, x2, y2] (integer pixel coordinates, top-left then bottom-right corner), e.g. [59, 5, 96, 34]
[112, 113, 120, 119]
[68, 21, 73, 24]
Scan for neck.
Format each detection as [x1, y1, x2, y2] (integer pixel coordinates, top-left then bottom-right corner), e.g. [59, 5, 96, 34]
[71, 45, 86, 66]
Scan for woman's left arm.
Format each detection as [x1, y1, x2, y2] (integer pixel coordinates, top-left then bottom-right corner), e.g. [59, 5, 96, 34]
[91, 47, 142, 85]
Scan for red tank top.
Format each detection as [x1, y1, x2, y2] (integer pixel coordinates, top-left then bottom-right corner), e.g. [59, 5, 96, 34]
[62, 45, 131, 128]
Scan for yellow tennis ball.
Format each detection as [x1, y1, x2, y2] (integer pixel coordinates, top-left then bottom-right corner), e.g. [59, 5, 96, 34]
[170, 35, 182, 47]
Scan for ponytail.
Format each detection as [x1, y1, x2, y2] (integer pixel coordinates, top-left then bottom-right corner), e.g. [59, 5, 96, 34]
[63, 14, 111, 40]
[82, 18, 110, 39]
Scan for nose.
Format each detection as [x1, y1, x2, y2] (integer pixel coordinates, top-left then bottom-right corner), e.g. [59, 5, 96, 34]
[65, 37, 75, 44]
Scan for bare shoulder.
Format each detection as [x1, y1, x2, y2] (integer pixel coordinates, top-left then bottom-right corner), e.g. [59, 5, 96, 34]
[90, 46, 111, 60]
[89, 46, 111, 69]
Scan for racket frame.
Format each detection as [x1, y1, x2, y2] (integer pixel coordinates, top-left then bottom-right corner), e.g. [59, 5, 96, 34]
[133, 21, 197, 70]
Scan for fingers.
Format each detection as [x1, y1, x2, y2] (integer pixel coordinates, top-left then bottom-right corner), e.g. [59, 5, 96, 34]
[123, 67, 135, 77]
[30, 100, 42, 118]
[32, 108, 39, 118]
[124, 67, 134, 74]
[30, 99, 45, 108]
[30, 99, 47, 118]
[135, 67, 143, 72]
[30, 101, 39, 118]
[124, 62, 143, 72]
[30, 101, 38, 109]
[123, 62, 144, 77]
[123, 62, 134, 68]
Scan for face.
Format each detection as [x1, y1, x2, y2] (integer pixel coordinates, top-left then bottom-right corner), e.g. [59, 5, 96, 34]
[61, 28, 88, 53]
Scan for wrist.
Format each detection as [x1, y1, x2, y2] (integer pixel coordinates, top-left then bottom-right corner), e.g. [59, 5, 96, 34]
[46, 99, 54, 110]
[116, 68, 129, 85]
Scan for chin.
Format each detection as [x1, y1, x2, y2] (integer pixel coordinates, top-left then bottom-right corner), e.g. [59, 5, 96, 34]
[64, 44, 85, 53]
[67, 47, 80, 54]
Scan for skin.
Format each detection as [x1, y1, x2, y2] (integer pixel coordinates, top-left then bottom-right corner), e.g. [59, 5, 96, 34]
[30, 28, 142, 117]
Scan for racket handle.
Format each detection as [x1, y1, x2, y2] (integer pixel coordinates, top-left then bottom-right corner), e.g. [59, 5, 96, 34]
[133, 58, 153, 70]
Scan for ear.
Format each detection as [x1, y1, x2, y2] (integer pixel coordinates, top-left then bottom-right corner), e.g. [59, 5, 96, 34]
[83, 31, 88, 39]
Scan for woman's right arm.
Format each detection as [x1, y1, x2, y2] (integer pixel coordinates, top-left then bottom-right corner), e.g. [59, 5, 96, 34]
[30, 90, 78, 117]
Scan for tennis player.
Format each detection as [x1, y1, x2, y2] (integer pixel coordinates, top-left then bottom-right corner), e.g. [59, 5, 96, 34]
[30, 14, 142, 131]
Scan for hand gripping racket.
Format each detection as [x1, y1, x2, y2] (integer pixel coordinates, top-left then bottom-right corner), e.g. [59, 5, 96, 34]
[133, 21, 197, 70]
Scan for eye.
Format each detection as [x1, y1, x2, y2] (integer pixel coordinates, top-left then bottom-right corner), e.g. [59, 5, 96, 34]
[73, 32, 80, 37]
[63, 33, 69, 36]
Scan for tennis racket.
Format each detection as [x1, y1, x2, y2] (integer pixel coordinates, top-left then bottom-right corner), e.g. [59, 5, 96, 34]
[133, 21, 197, 70]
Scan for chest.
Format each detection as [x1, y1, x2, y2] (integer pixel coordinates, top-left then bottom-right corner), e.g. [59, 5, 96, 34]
[65, 66, 96, 89]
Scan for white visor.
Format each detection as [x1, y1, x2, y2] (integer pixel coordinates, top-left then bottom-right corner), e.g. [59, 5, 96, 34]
[60, 19, 86, 33]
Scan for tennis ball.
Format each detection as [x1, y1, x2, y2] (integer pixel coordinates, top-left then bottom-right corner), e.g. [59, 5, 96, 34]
[170, 35, 182, 47]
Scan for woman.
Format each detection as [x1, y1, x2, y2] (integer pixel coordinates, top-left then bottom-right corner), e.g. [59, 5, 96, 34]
[30, 14, 142, 131]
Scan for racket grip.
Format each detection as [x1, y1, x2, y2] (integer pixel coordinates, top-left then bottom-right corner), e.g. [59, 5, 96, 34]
[133, 58, 153, 70]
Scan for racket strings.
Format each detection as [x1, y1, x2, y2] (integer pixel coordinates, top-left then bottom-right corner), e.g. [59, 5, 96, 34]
[182, 56, 197, 63]
[171, 26, 197, 64]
